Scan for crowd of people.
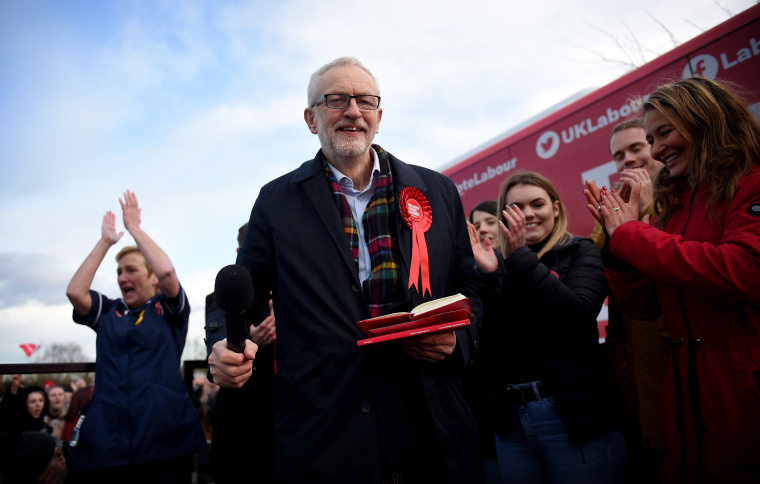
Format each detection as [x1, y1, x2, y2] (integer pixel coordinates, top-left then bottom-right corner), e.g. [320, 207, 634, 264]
[0, 376, 90, 436]
[2, 59, 759, 484]
[0, 375, 92, 482]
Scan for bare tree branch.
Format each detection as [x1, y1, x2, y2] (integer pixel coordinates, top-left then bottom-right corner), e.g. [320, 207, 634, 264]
[619, 18, 648, 65]
[33, 342, 88, 363]
[570, 5, 751, 70]
[583, 20, 638, 67]
[645, 10, 680, 48]
[563, 42, 638, 69]
[684, 18, 706, 32]
[714, 0, 735, 17]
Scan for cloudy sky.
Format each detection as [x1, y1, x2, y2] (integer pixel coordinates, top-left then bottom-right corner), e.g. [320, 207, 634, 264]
[0, 0, 755, 364]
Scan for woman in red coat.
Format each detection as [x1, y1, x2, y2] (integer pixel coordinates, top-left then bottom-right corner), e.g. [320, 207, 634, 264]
[587, 77, 760, 483]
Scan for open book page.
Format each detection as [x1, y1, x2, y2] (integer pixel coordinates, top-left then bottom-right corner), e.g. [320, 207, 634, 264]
[410, 293, 469, 317]
[356, 293, 470, 333]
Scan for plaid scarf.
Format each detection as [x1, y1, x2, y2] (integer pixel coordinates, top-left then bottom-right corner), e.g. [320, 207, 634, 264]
[323, 146, 400, 317]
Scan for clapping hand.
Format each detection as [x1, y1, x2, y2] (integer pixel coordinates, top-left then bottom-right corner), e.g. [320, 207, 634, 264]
[101, 211, 124, 245]
[120, 190, 142, 233]
[597, 185, 640, 236]
[467, 222, 498, 272]
[501, 204, 526, 257]
[619, 167, 654, 215]
[250, 299, 276, 347]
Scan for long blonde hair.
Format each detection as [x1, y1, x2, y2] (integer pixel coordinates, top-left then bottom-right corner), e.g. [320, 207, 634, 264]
[645, 77, 760, 227]
[497, 172, 570, 259]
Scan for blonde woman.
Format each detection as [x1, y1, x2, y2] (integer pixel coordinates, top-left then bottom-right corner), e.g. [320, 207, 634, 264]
[470, 172, 625, 484]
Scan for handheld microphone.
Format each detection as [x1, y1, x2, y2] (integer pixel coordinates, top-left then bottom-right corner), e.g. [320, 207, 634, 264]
[214, 264, 254, 353]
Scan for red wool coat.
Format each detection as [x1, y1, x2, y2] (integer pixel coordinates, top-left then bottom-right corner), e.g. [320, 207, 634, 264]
[606, 166, 760, 484]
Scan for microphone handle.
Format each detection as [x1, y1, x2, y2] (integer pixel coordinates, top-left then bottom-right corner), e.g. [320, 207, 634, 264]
[225, 311, 248, 353]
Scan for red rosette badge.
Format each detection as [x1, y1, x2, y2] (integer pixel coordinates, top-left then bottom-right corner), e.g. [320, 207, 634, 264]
[400, 187, 432, 297]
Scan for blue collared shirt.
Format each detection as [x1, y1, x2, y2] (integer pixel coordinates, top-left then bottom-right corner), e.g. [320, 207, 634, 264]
[328, 149, 381, 282]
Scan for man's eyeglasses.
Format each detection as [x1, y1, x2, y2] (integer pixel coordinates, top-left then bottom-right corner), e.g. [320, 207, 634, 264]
[311, 93, 381, 111]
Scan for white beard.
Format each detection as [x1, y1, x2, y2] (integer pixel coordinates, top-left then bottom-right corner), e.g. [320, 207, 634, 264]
[318, 129, 374, 160]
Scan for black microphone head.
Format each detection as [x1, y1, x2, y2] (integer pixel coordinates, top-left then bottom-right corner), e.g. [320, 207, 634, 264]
[214, 264, 254, 314]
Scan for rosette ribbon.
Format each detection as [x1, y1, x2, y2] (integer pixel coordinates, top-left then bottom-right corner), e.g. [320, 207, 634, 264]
[400, 187, 432, 297]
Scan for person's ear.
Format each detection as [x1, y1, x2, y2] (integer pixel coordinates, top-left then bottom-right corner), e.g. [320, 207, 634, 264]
[304, 108, 318, 134]
[53, 446, 65, 465]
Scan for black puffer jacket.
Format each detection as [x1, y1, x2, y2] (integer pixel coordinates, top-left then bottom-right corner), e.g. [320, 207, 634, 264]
[478, 235, 622, 444]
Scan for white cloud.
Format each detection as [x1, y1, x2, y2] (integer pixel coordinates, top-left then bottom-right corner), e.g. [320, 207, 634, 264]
[0, 302, 97, 364]
[0, 253, 103, 308]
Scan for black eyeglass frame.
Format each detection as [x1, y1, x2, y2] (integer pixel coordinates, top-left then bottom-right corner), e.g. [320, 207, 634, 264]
[311, 93, 381, 110]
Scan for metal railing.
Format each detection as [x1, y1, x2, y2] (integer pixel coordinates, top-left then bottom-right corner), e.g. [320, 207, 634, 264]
[0, 360, 208, 394]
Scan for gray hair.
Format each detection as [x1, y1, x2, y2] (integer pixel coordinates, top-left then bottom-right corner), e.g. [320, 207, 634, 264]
[306, 57, 380, 106]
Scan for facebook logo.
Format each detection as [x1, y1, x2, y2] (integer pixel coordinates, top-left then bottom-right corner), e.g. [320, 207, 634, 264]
[682, 55, 719, 79]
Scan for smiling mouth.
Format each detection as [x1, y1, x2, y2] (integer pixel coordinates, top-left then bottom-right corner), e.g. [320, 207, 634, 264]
[663, 153, 680, 168]
[526, 223, 539, 229]
[337, 125, 365, 133]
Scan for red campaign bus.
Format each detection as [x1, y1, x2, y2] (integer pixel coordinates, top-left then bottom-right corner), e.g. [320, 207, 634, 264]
[443, 3, 760, 238]
[441, 4, 760, 338]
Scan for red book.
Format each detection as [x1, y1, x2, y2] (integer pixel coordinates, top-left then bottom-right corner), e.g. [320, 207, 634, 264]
[356, 294, 472, 346]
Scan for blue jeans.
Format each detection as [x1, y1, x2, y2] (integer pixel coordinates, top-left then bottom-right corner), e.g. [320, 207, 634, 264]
[494, 382, 625, 484]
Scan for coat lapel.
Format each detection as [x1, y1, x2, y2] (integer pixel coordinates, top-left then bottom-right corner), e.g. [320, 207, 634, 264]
[387, 154, 429, 307]
[298, 155, 362, 285]
[296, 149, 432, 308]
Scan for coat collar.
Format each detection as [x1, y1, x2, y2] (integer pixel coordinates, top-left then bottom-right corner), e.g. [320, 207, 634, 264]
[296, 145, 425, 295]
[291, 145, 428, 191]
